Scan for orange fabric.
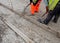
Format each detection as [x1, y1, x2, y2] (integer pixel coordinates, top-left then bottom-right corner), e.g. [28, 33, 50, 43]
[30, 0, 42, 15]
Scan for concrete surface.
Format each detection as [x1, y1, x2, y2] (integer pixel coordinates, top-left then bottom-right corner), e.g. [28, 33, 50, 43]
[0, 19, 25, 43]
[0, 0, 60, 43]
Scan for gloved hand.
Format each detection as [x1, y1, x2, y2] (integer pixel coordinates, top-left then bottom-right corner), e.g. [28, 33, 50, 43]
[42, 6, 49, 17]
[46, 6, 49, 13]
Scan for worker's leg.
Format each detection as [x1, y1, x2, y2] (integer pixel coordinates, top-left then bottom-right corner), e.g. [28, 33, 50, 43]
[38, 1, 60, 25]
[38, 10, 54, 25]
[43, 11, 54, 24]
[46, 6, 49, 13]
[43, 3, 60, 24]
[30, 3, 35, 15]
[35, 0, 42, 13]
[53, 14, 60, 23]
[35, 0, 42, 12]
[35, 4, 40, 12]
[53, 6, 60, 23]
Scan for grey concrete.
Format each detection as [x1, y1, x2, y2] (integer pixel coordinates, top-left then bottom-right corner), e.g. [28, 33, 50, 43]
[0, 19, 25, 43]
[2, 10, 60, 43]
[0, 0, 60, 43]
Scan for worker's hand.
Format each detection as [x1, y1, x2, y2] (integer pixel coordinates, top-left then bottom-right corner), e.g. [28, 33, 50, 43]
[46, 6, 49, 13]
[42, 6, 49, 17]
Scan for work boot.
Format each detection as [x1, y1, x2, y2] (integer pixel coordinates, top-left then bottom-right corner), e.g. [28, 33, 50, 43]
[38, 19, 44, 24]
[46, 6, 49, 14]
[37, 19, 48, 25]
[52, 15, 59, 23]
[53, 19, 57, 23]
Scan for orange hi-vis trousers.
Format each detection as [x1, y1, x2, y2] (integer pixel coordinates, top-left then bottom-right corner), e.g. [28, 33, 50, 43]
[30, 0, 42, 15]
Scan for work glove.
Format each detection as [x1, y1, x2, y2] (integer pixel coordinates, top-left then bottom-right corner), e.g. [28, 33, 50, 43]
[46, 6, 49, 13]
[42, 6, 49, 17]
